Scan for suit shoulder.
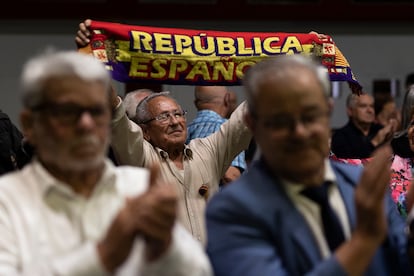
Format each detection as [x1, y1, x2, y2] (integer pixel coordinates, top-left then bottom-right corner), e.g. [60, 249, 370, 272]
[207, 163, 284, 216]
[330, 160, 363, 187]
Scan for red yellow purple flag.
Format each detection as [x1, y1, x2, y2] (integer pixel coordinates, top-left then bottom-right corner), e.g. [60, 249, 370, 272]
[79, 20, 362, 94]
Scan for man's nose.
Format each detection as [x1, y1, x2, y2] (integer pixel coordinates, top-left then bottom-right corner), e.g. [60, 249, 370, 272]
[77, 111, 95, 127]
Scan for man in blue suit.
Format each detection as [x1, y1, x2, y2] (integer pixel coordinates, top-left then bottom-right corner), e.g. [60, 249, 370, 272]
[206, 55, 414, 275]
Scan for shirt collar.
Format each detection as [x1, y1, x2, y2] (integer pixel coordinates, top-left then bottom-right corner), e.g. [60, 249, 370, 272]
[155, 145, 193, 160]
[197, 109, 221, 118]
[31, 158, 117, 199]
[283, 158, 337, 195]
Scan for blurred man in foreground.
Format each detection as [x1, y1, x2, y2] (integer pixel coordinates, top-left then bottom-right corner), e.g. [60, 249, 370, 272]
[206, 54, 414, 276]
[0, 49, 212, 275]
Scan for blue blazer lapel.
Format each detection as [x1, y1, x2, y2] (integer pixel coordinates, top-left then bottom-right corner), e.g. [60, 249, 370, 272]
[330, 160, 362, 230]
[289, 215, 323, 266]
[252, 160, 324, 268]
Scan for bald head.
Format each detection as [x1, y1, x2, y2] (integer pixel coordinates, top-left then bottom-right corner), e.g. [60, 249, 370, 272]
[194, 86, 228, 104]
[194, 86, 232, 117]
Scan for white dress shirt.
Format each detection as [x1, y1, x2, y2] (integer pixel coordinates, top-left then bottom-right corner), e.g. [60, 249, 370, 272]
[283, 159, 351, 259]
[0, 158, 213, 276]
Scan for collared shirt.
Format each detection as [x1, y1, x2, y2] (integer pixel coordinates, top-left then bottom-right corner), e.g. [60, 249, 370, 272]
[331, 120, 383, 159]
[0, 159, 213, 276]
[187, 109, 247, 172]
[111, 99, 252, 246]
[283, 159, 351, 259]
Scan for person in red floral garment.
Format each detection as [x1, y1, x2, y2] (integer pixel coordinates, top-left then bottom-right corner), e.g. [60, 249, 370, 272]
[390, 111, 414, 217]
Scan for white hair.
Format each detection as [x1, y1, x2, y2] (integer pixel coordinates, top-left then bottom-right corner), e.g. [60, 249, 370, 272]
[243, 55, 331, 113]
[123, 89, 154, 120]
[20, 48, 111, 108]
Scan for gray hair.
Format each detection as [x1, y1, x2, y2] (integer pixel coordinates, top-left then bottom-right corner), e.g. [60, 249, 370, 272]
[346, 93, 359, 109]
[400, 86, 414, 130]
[124, 89, 154, 120]
[20, 48, 112, 109]
[135, 91, 181, 123]
[345, 92, 372, 110]
[242, 55, 331, 114]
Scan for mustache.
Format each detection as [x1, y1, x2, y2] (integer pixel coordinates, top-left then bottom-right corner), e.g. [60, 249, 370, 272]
[69, 135, 102, 148]
[168, 125, 183, 132]
[284, 139, 315, 150]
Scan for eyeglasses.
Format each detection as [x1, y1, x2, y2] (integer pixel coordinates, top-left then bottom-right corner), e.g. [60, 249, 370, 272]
[141, 110, 187, 125]
[256, 110, 329, 134]
[32, 102, 109, 125]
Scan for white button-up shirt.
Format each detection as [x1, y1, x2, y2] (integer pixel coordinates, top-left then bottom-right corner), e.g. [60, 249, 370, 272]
[111, 99, 251, 246]
[0, 159, 213, 276]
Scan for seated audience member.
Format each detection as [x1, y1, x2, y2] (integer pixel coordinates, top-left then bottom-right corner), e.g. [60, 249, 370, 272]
[392, 86, 414, 158]
[330, 92, 398, 159]
[0, 110, 32, 175]
[75, 19, 253, 246]
[206, 55, 414, 276]
[374, 94, 400, 129]
[186, 86, 247, 186]
[0, 49, 212, 275]
[390, 108, 414, 218]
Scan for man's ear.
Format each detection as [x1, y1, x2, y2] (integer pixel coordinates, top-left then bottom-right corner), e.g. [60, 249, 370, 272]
[140, 124, 151, 141]
[223, 92, 230, 108]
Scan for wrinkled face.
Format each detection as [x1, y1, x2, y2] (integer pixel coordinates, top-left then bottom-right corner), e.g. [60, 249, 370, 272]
[22, 76, 111, 173]
[349, 94, 375, 125]
[142, 96, 187, 150]
[246, 67, 330, 184]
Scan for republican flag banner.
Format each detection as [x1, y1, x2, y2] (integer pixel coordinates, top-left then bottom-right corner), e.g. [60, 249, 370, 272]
[79, 20, 362, 94]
